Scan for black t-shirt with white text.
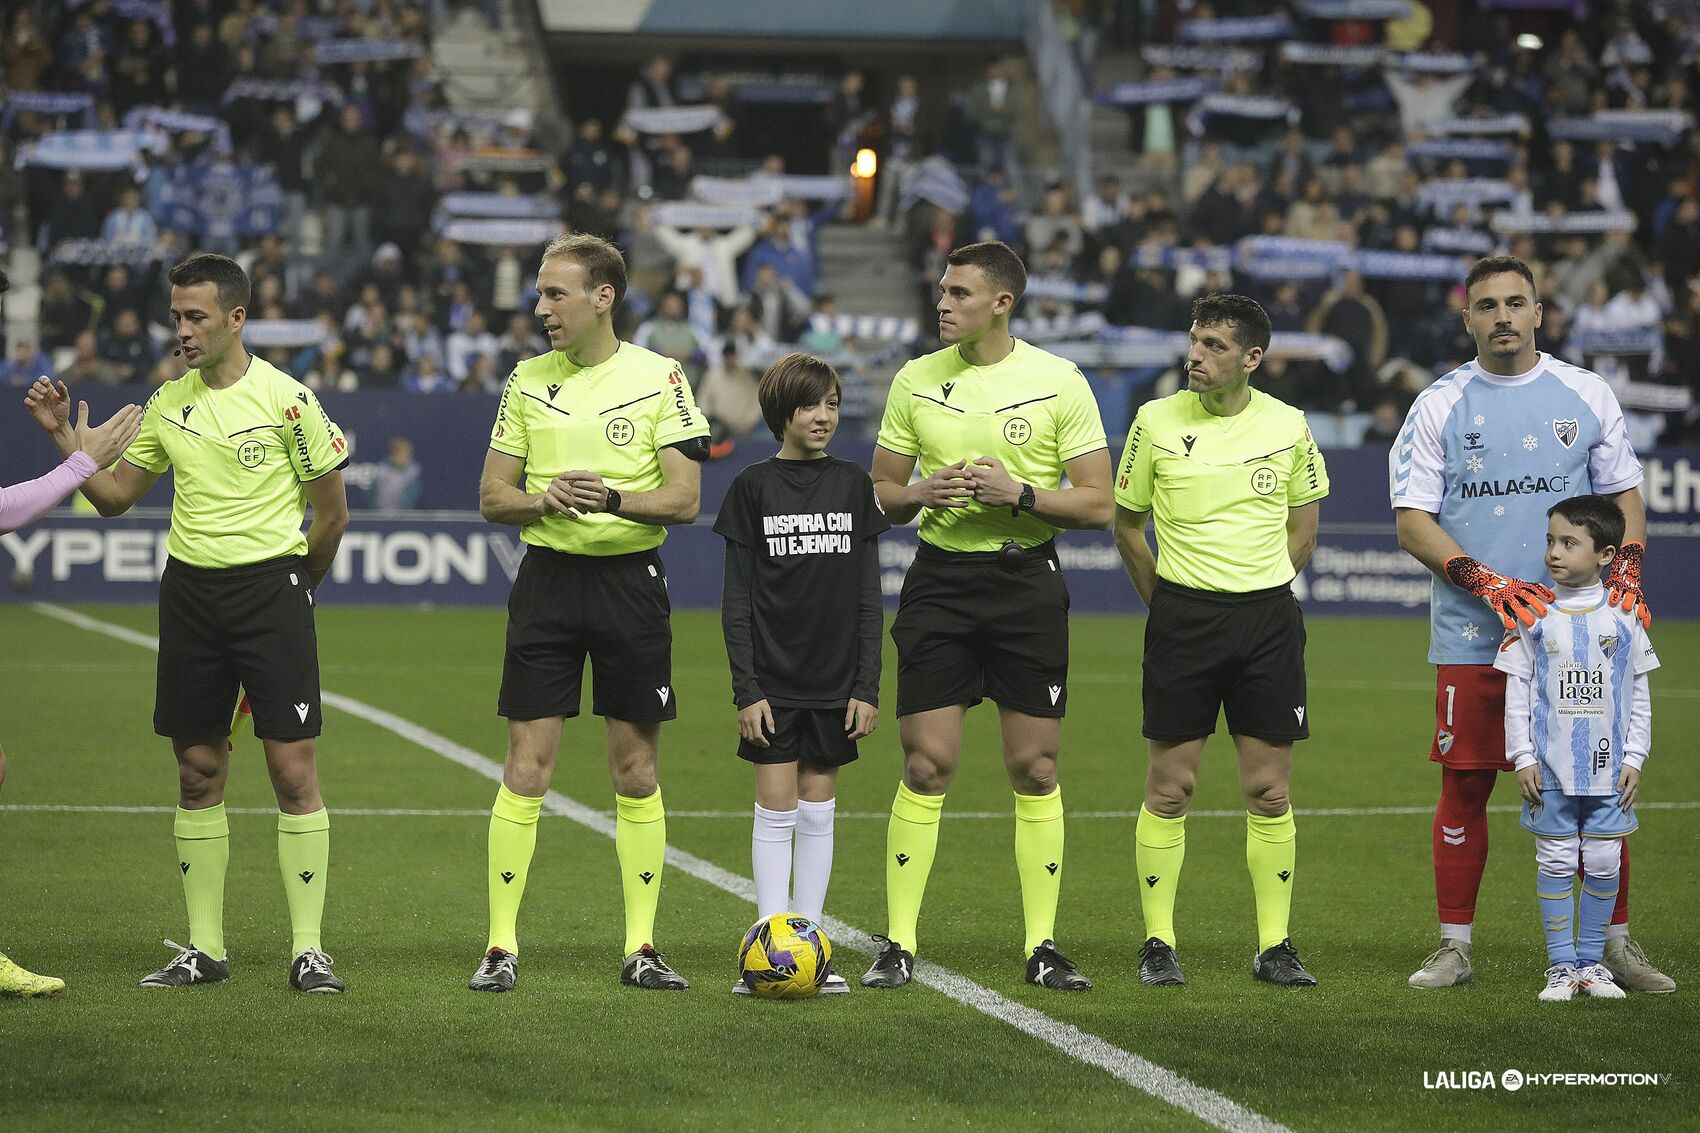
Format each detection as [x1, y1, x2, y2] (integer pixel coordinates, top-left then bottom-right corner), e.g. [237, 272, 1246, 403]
[715, 455, 889, 708]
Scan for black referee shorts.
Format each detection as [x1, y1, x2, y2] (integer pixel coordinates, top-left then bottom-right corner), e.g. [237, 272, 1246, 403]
[499, 545, 677, 723]
[156, 555, 322, 742]
[892, 540, 1070, 719]
[1141, 578, 1309, 744]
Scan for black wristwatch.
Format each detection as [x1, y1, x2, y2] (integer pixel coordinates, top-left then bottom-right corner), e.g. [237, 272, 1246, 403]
[604, 488, 623, 515]
[1012, 482, 1036, 517]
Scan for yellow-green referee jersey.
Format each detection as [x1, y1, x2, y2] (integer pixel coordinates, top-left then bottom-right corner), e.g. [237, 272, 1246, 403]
[489, 341, 710, 556]
[1115, 388, 1328, 592]
[876, 339, 1107, 552]
[123, 357, 348, 568]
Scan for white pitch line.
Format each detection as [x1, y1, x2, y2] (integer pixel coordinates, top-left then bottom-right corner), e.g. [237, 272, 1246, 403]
[30, 601, 1288, 1133]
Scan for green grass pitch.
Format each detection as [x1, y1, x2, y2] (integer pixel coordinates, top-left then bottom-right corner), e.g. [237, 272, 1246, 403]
[1, 603, 1696, 1131]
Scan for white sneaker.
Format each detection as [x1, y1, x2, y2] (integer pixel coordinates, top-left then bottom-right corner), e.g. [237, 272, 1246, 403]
[1409, 940, 1473, 988]
[1576, 963, 1627, 999]
[1538, 964, 1579, 1002]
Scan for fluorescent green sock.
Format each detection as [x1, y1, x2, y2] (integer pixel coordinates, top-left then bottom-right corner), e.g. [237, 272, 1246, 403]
[277, 809, 330, 956]
[174, 804, 229, 960]
[885, 781, 944, 953]
[1136, 806, 1186, 947]
[487, 784, 544, 955]
[615, 789, 667, 956]
[1246, 809, 1297, 952]
[1014, 787, 1065, 954]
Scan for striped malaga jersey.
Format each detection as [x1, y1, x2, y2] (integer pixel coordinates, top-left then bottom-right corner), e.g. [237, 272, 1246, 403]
[1493, 584, 1657, 795]
[1388, 352, 1641, 664]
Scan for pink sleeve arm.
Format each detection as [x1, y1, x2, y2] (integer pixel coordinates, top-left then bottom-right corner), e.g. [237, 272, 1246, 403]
[0, 452, 98, 533]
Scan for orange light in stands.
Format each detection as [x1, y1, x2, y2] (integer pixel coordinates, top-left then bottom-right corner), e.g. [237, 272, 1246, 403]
[852, 148, 877, 179]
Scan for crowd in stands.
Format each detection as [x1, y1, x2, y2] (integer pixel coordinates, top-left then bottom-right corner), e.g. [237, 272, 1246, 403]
[5, 0, 1700, 448]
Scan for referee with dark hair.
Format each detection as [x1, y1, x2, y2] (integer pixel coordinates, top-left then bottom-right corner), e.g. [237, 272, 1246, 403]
[27, 252, 352, 994]
[862, 240, 1112, 991]
[1113, 293, 1329, 988]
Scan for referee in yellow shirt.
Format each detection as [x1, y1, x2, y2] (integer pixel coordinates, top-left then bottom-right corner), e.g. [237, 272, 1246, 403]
[28, 253, 351, 994]
[1113, 293, 1328, 988]
[470, 233, 709, 993]
[863, 241, 1112, 991]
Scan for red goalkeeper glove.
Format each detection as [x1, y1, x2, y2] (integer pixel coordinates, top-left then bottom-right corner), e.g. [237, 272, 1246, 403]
[1605, 540, 1651, 627]
[1443, 555, 1554, 629]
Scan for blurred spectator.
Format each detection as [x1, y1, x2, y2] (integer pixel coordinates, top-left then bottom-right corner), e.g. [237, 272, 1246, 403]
[372, 150, 440, 264]
[564, 118, 621, 194]
[876, 75, 921, 224]
[695, 343, 762, 438]
[446, 309, 500, 386]
[99, 309, 156, 384]
[1025, 182, 1085, 264]
[634, 291, 706, 380]
[317, 105, 384, 274]
[361, 342, 407, 389]
[3, 10, 54, 91]
[652, 219, 758, 311]
[41, 170, 103, 250]
[742, 217, 816, 297]
[967, 166, 1023, 246]
[101, 184, 157, 246]
[798, 295, 843, 356]
[1308, 272, 1388, 409]
[59, 330, 124, 386]
[1360, 398, 1405, 446]
[0, 339, 52, 387]
[965, 59, 1021, 184]
[370, 437, 424, 510]
[745, 263, 810, 342]
[38, 273, 97, 352]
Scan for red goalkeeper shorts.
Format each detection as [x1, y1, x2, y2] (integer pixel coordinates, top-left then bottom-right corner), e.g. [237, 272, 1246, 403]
[1428, 664, 1512, 771]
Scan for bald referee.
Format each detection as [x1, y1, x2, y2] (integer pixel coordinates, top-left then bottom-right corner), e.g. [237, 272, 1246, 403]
[862, 241, 1112, 991]
[1113, 293, 1329, 987]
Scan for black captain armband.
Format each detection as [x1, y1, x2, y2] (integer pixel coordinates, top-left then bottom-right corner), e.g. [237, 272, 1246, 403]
[666, 436, 711, 463]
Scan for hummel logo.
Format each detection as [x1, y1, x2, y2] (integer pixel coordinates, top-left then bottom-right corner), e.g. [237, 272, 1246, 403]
[1048, 684, 1062, 705]
[895, 853, 910, 867]
[1294, 707, 1305, 725]
[656, 687, 671, 706]
[1144, 875, 1160, 887]
[1441, 823, 1467, 846]
[547, 383, 561, 400]
[1182, 434, 1197, 455]
[181, 406, 194, 422]
[180, 862, 191, 874]
[500, 871, 515, 884]
[941, 382, 955, 400]
[1045, 862, 1058, 876]
[295, 702, 310, 722]
[299, 871, 314, 884]
[1278, 870, 1291, 882]
[639, 871, 655, 885]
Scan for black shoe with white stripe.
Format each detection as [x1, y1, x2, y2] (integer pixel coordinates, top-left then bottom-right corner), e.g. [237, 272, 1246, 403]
[621, 945, 688, 990]
[469, 948, 517, 992]
[1138, 937, 1185, 986]
[1026, 940, 1092, 991]
[860, 935, 913, 988]
[289, 947, 345, 994]
[1252, 939, 1317, 987]
[139, 939, 229, 988]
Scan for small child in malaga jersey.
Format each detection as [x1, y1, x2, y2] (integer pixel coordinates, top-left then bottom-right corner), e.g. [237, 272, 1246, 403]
[1493, 495, 1657, 1002]
[714, 353, 889, 995]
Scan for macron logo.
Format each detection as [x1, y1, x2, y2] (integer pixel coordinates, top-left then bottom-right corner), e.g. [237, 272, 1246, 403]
[1294, 707, 1305, 725]
[295, 702, 310, 722]
[656, 687, 671, 706]
[1048, 684, 1062, 706]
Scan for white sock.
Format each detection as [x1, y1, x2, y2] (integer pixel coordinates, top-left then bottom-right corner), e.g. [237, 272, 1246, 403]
[1440, 922, 1472, 945]
[752, 804, 796, 918]
[792, 797, 836, 922]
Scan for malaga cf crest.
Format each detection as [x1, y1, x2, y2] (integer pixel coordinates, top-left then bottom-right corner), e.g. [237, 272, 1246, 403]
[1553, 418, 1579, 448]
[1436, 730, 1454, 755]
